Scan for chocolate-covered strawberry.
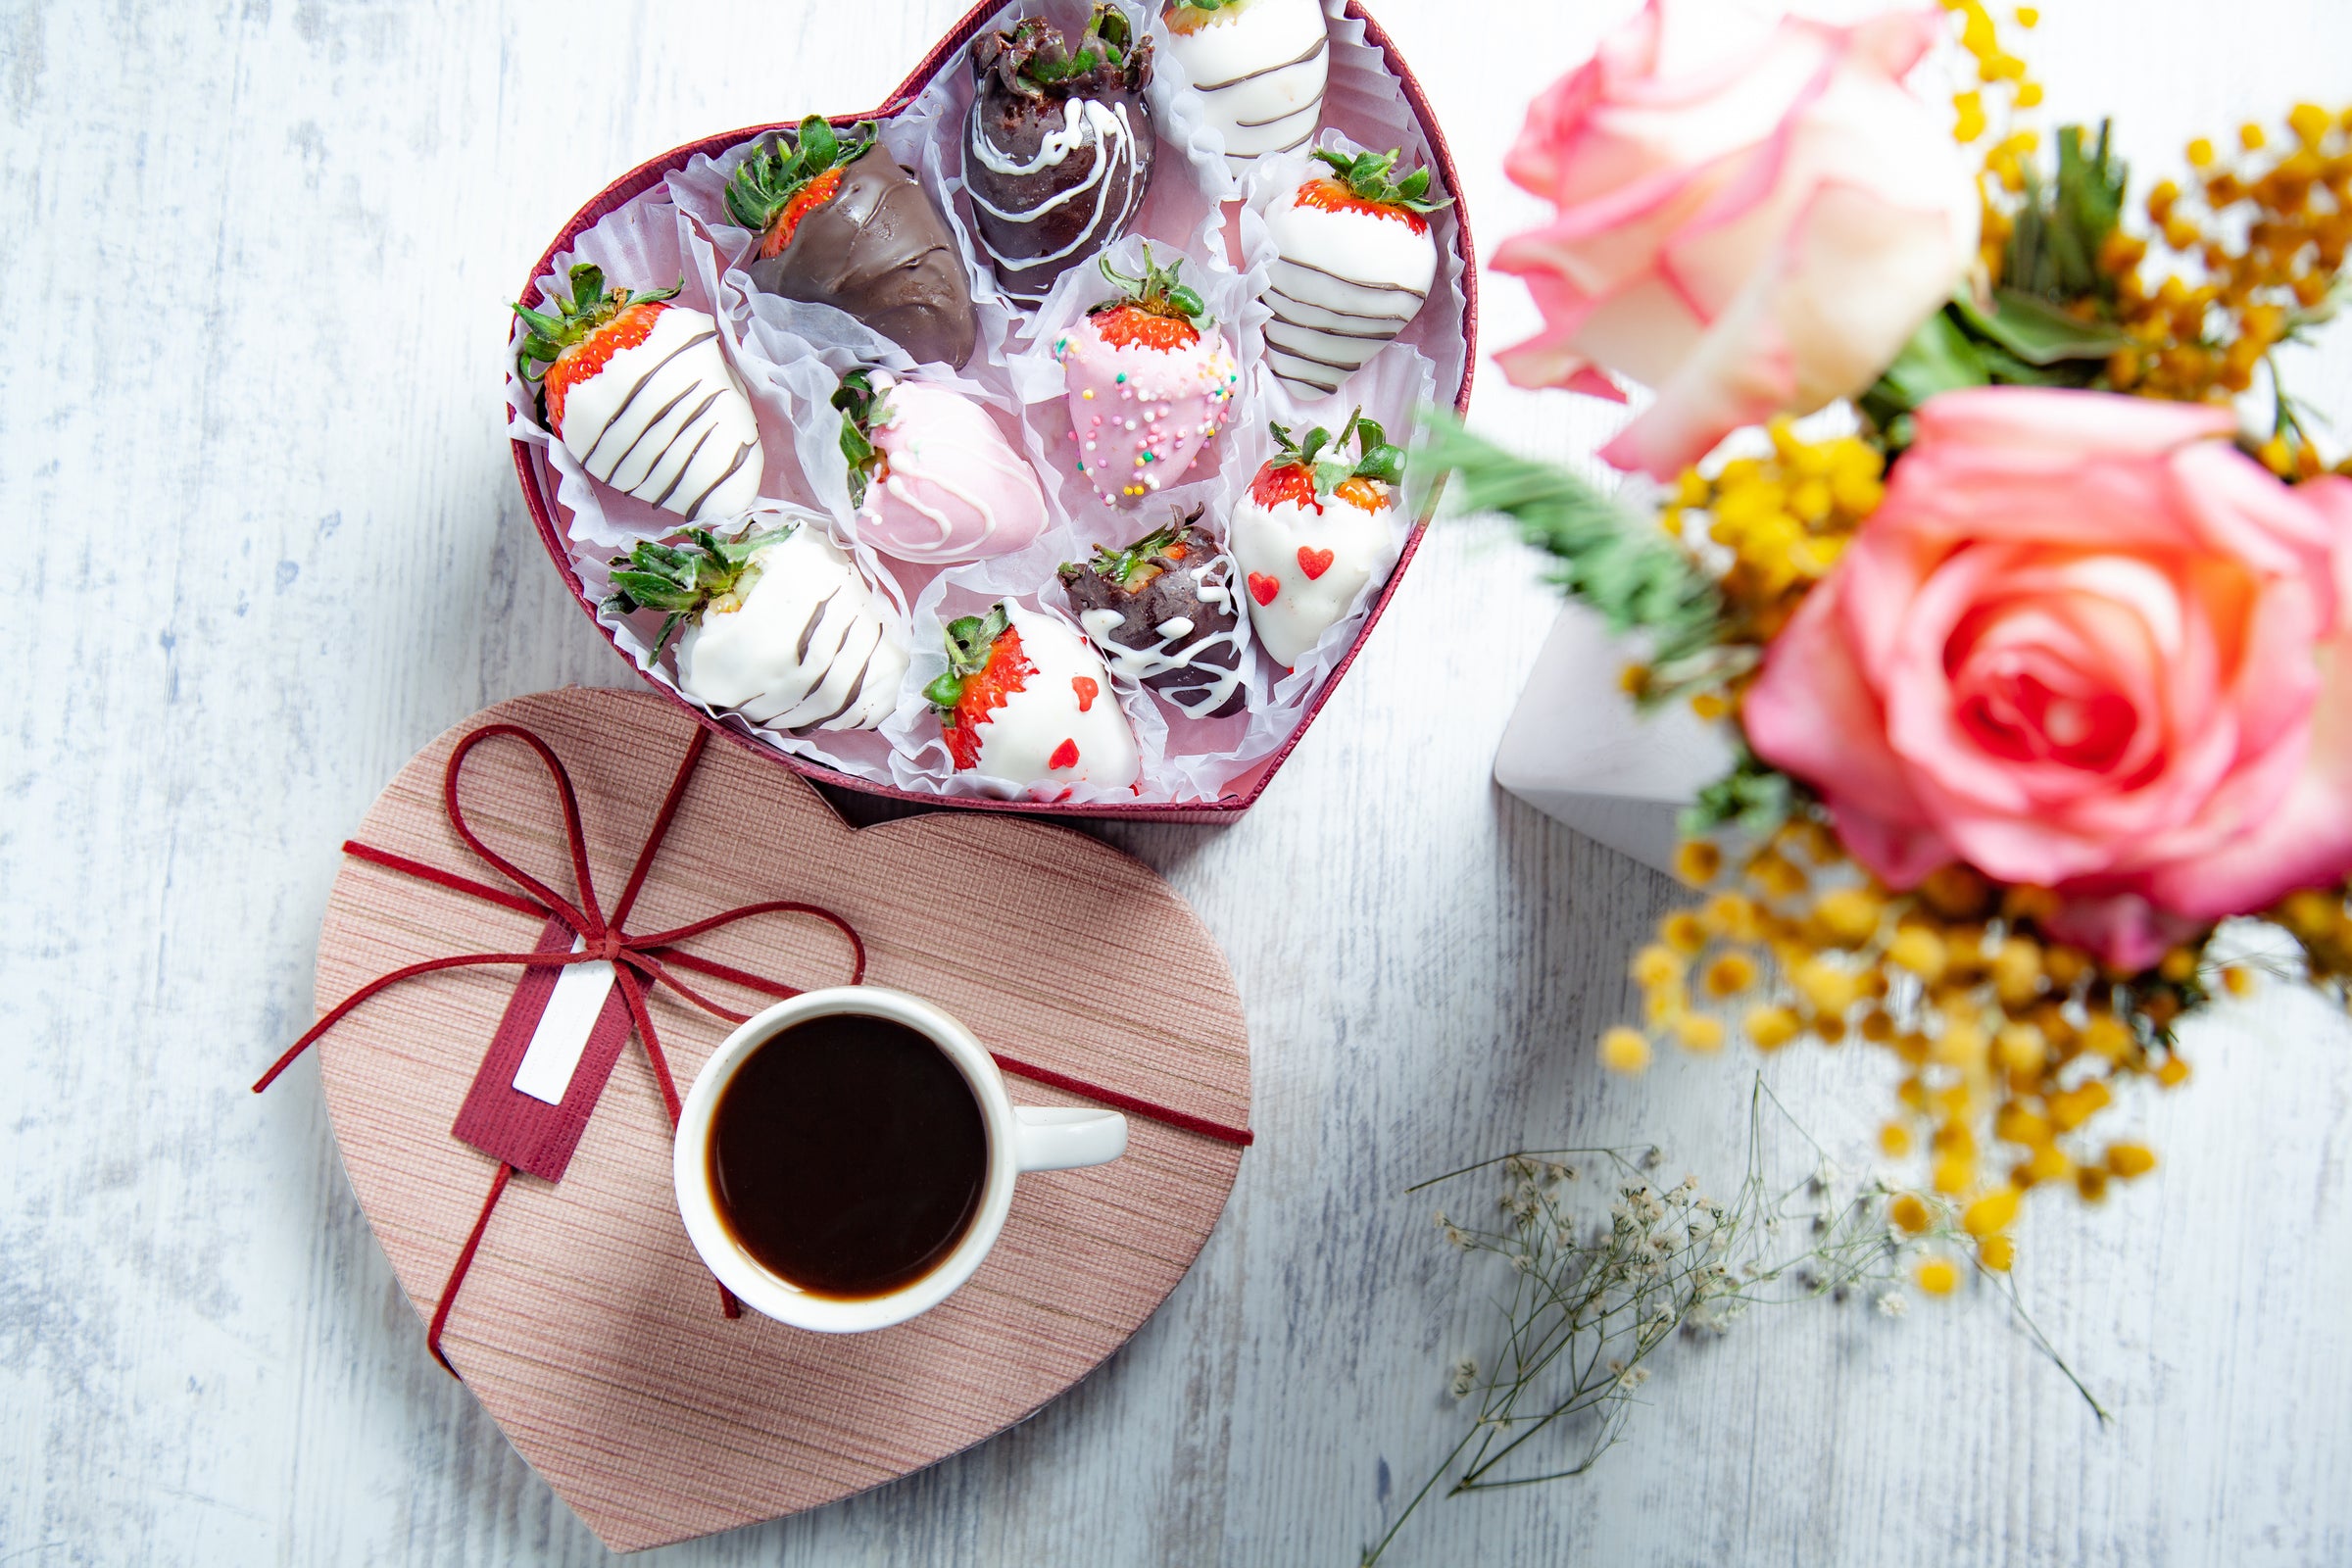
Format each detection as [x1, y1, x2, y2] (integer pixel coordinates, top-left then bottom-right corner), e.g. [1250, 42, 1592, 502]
[606, 522, 906, 733]
[1059, 511, 1246, 718]
[964, 5, 1156, 306]
[927, 603, 1139, 789]
[514, 265, 763, 523]
[1264, 148, 1445, 398]
[1230, 412, 1404, 666]
[728, 116, 977, 369]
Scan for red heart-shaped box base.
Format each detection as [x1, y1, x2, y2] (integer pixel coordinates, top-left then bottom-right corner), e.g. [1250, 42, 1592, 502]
[311, 689, 1250, 1549]
[513, 0, 1476, 823]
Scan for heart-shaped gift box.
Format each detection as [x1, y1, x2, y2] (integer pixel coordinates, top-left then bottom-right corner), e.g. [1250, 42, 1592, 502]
[297, 688, 1252, 1549]
[511, 0, 1476, 823]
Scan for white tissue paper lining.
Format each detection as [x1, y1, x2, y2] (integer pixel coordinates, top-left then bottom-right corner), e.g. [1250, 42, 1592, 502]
[504, 0, 1470, 806]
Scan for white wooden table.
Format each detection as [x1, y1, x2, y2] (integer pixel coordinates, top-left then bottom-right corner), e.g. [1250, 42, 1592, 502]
[8, 1, 2352, 1562]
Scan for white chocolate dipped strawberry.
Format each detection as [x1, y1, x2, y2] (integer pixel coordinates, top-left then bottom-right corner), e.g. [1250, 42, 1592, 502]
[1054, 247, 1239, 507]
[1263, 148, 1446, 400]
[1229, 413, 1404, 666]
[835, 370, 1048, 564]
[606, 521, 906, 733]
[1160, 0, 1330, 172]
[514, 264, 764, 523]
[927, 603, 1140, 791]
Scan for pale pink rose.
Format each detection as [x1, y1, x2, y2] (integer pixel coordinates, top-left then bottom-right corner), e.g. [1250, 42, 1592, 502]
[1492, 0, 1979, 479]
[1742, 386, 2352, 970]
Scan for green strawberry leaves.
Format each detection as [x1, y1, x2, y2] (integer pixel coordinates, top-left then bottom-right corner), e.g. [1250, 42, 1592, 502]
[1059, 510, 1203, 593]
[1310, 147, 1449, 216]
[1270, 408, 1408, 496]
[831, 369, 895, 508]
[512, 262, 683, 397]
[603, 523, 794, 657]
[1094, 243, 1210, 326]
[724, 115, 876, 236]
[925, 604, 1012, 717]
[1011, 5, 1138, 90]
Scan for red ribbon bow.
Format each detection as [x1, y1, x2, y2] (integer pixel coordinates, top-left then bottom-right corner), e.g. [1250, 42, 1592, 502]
[257, 720, 1251, 1376]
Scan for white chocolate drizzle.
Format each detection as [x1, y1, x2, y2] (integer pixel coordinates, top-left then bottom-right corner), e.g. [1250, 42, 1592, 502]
[852, 380, 1046, 563]
[965, 97, 1150, 303]
[1074, 557, 1248, 719]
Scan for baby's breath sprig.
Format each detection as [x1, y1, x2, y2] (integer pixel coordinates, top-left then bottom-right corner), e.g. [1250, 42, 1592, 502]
[1363, 1078, 2099, 1566]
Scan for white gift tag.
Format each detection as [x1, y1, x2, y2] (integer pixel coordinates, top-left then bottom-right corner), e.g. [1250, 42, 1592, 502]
[512, 936, 620, 1106]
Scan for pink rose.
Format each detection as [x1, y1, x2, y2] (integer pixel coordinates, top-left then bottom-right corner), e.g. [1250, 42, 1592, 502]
[1492, 0, 1979, 479]
[1743, 386, 2352, 970]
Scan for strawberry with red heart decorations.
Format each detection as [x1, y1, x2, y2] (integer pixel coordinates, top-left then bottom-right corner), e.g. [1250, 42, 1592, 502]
[514, 264, 765, 524]
[926, 603, 1140, 790]
[1054, 246, 1240, 507]
[1263, 147, 1446, 400]
[1229, 411, 1404, 666]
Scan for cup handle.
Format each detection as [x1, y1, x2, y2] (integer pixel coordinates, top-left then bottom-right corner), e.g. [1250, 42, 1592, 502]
[1011, 1105, 1128, 1172]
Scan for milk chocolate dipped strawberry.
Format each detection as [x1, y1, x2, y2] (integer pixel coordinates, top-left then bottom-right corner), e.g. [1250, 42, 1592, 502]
[514, 265, 763, 523]
[834, 370, 1048, 564]
[605, 522, 906, 733]
[1161, 0, 1329, 172]
[728, 116, 977, 369]
[1058, 510, 1246, 718]
[1055, 248, 1238, 506]
[964, 5, 1156, 306]
[927, 603, 1140, 789]
[1264, 148, 1446, 398]
[1229, 412, 1403, 666]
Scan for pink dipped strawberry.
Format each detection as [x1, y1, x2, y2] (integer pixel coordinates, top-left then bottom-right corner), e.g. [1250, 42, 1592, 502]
[926, 603, 1140, 790]
[1229, 412, 1403, 665]
[1263, 147, 1445, 399]
[1054, 246, 1239, 507]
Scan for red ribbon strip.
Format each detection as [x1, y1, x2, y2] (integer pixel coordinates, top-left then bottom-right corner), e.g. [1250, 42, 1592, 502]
[257, 720, 1252, 1378]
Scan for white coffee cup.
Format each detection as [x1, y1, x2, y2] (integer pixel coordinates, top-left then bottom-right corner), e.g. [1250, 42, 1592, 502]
[672, 986, 1128, 1333]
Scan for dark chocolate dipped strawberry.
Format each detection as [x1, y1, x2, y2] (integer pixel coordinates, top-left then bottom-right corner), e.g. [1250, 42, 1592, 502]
[1058, 510, 1247, 718]
[963, 5, 1156, 306]
[728, 116, 977, 369]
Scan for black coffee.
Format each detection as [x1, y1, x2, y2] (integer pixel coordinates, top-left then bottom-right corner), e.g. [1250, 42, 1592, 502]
[708, 1012, 988, 1299]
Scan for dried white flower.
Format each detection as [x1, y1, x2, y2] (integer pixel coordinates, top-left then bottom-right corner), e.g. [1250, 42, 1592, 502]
[1877, 1292, 1909, 1319]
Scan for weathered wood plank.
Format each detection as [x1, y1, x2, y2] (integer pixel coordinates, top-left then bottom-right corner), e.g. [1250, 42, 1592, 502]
[4, 0, 2350, 1563]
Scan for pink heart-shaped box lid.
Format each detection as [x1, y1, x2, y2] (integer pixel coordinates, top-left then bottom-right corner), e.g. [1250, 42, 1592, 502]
[315, 688, 1251, 1549]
